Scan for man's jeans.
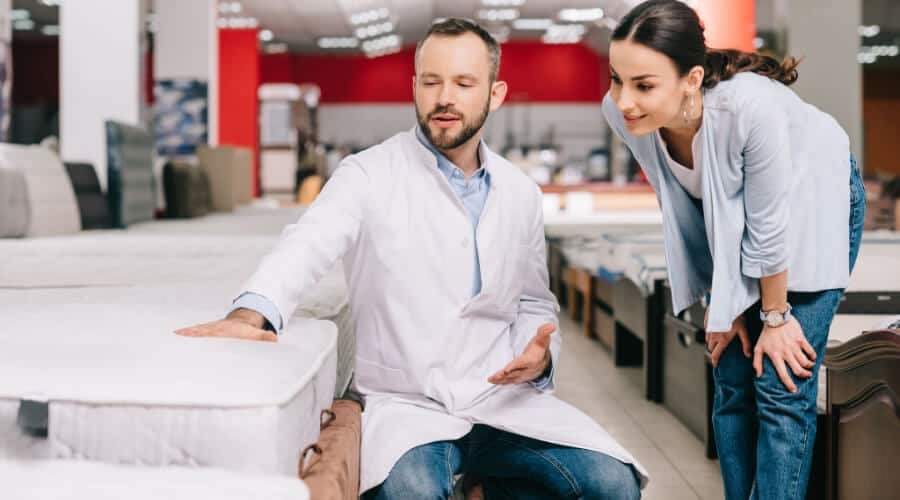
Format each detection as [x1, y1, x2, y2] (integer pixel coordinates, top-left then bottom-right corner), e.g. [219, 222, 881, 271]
[362, 424, 641, 500]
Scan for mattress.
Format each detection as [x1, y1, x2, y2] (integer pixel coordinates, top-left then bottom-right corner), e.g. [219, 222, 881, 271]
[162, 161, 211, 218]
[0, 229, 355, 397]
[621, 250, 668, 296]
[127, 206, 306, 235]
[64, 162, 112, 230]
[0, 301, 337, 477]
[106, 121, 156, 228]
[543, 210, 662, 238]
[0, 166, 29, 237]
[816, 314, 899, 414]
[199, 145, 254, 212]
[0, 459, 310, 500]
[0, 144, 81, 237]
[563, 231, 665, 282]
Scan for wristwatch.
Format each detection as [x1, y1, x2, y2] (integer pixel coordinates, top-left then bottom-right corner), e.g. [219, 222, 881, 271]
[760, 303, 792, 328]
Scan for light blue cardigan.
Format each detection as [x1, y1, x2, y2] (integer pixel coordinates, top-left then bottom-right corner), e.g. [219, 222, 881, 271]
[602, 72, 851, 332]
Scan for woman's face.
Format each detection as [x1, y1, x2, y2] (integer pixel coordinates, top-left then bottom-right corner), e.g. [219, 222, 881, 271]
[608, 39, 700, 136]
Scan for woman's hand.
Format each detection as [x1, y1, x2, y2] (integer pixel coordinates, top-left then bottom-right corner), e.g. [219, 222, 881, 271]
[753, 317, 816, 393]
[705, 310, 752, 368]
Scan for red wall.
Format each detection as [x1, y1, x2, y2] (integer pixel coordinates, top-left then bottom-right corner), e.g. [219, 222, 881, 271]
[260, 41, 608, 104]
[219, 29, 260, 195]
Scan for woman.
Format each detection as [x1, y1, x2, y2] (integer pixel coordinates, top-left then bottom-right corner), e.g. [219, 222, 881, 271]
[601, 1, 865, 499]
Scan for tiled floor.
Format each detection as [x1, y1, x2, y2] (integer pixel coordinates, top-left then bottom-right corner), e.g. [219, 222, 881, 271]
[553, 313, 725, 500]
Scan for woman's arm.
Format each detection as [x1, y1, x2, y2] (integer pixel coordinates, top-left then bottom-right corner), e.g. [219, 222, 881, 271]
[760, 270, 789, 313]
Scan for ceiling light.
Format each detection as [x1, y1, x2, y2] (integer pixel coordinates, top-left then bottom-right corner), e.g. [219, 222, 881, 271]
[355, 21, 394, 39]
[482, 0, 525, 6]
[858, 25, 881, 38]
[259, 29, 274, 42]
[41, 25, 60, 36]
[478, 9, 519, 22]
[350, 7, 390, 26]
[13, 19, 35, 31]
[546, 24, 586, 37]
[512, 18, 553, 30]
[558, 8, 604, 23]
[11, 9, 30, 21]
[362, 33, 400, 53]
[318, 37, 360, 49]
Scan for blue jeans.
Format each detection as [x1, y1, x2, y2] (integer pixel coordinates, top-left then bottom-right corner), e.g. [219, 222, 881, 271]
[712, 156, 866, 500]
[362, 424, 641, 500]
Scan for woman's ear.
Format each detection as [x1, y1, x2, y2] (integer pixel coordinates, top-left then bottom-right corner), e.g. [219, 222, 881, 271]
[687, 64, 705, 92]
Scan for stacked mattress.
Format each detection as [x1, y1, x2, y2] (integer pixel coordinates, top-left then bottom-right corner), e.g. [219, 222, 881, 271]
[0, 295, 336, 477]
[105, 121, 156, 228]
[0, 460, 310, 500]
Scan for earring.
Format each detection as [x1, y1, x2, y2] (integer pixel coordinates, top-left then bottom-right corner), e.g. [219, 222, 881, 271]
[682, 93, 690, 125]
[690, 92, 696, 120]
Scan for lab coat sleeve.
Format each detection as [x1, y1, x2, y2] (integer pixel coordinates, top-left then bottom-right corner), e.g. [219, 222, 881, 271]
[239, 157, 372, 325]
[511, 184, 562, 393]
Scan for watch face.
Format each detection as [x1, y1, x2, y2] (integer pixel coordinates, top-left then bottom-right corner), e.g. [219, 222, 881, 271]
[765, 311, 786, 327]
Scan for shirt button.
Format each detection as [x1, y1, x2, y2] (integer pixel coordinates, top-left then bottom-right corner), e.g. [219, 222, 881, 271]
[461, 238, 469, 248]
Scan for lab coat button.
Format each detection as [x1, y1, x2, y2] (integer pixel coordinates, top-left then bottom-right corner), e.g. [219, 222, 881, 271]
[461, 239, 469, 248]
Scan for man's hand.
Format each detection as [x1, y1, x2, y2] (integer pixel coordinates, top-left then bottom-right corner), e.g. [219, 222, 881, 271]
[753, 316, 815, 394]
[488, 323, 555, 385]
[174, 308, 277, 342]
[706, 311, 751, 368]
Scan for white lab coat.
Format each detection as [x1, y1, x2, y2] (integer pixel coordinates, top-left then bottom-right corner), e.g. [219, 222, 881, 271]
[242, 128, 649, 493]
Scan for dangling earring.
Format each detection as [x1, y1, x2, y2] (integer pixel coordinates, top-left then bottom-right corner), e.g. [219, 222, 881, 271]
[690, 92, 696, 120]
[682, 93, 690, 125]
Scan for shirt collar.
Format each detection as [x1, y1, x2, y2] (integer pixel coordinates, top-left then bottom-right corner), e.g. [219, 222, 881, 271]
[415, 124, 488, 182]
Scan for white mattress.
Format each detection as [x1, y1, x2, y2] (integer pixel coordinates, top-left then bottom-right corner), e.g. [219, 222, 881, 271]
[0, 301, 337, 477]
[127, 205, 305, 235]
[563, 231, 665, 280]
[0, 459, 310, 500]
[847, 239, 900, 292]
[817, 314, 899, 413]
[543, 210, 662, 238]
[0, 144, 80, 237]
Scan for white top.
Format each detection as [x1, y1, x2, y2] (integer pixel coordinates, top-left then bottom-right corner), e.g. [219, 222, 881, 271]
[656, 131, 703, 199]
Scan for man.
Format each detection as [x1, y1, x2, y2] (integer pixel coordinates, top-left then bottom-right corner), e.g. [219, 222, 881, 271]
[177, 18, 647, 499]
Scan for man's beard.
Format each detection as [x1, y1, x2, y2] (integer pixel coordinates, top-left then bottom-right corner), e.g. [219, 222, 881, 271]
[416, 99, 490, 151]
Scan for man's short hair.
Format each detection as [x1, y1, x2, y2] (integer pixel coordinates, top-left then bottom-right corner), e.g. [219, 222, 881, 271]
[415, 18, 501, 82]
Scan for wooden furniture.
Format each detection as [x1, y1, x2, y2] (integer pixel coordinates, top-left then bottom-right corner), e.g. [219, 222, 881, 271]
[824, 327, 900, 500]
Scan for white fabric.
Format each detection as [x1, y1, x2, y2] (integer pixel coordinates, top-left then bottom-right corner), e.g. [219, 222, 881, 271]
[0, 167, 29, 237]
[542, 211, 661, 238]
[0, 144, 80, 237]
[0, 459, 309, 500]
[817, 314, 898, 413]
[240, 129, 648, 493]
[656, 131, 703, 199]
[0, 299, 336, 476]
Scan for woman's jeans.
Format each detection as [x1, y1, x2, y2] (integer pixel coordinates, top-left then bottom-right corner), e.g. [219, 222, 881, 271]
[712, 156, 865, 500]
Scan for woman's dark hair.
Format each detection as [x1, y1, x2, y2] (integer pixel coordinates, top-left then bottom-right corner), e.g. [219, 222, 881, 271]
[611, 0, 799, 88]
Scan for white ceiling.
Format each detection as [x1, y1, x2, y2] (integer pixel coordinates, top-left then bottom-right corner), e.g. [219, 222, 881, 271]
[238, 0, 644, 53]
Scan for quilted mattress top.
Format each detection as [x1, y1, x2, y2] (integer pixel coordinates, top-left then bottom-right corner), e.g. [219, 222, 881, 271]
[0, 459, 310, 500]
[0, 301, 336, 408]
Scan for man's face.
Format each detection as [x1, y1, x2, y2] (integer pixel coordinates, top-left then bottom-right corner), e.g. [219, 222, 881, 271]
[414, 33, 504, 151]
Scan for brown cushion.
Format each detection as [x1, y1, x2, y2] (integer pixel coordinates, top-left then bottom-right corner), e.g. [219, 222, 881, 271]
[299, 399, 361, 500]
